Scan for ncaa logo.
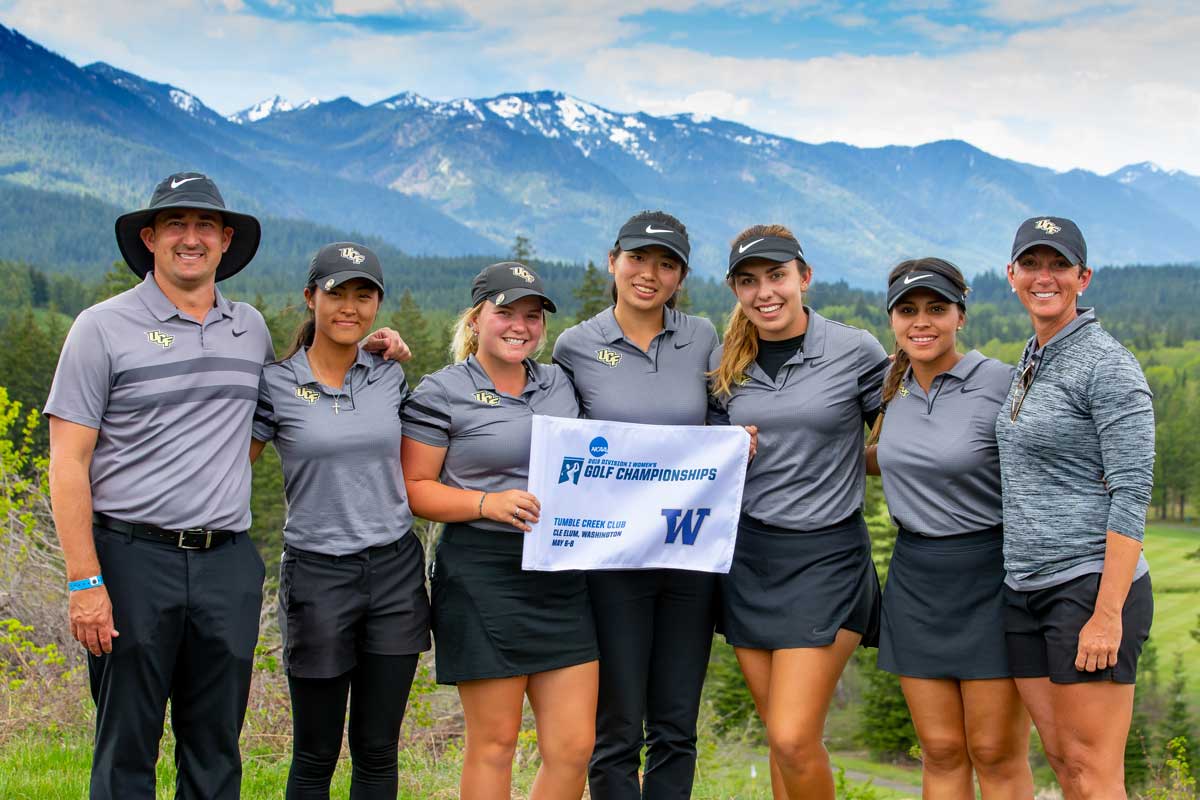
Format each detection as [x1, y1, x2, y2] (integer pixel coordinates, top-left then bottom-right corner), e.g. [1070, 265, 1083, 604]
[339, 247, 366, 264]
[559, 457, 584, 485]
[589, 437, 609, 458]
[510, 265, 536, 283]
[1034, 219, 1061, 235]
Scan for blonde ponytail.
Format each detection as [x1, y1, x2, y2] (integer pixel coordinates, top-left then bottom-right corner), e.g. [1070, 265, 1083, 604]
[450, 302, 485, 362]
[709, 304, 760, 397]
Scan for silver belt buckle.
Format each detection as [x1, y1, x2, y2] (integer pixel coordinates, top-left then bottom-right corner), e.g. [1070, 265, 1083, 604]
[176, 528, 212, 550]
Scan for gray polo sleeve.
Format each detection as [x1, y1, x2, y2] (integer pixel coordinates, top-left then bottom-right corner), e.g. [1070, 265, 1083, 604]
[551, 326, 577, 382]
[401, 373, 452, 447]
[856, 331, 890, 415]
[1089, 350, 1155, 541]
[252, 371, 277, 443]
[43, 309, 112, 429]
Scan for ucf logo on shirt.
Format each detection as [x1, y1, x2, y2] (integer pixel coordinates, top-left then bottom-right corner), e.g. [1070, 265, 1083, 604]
[295, 386, 320, 404]
[596, 349, 622, 368]
[145, 330, 174, 348]
[474, 390, 501, 406]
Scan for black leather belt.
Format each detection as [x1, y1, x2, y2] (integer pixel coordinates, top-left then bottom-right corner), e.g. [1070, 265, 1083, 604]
[93, 513, 240, 550]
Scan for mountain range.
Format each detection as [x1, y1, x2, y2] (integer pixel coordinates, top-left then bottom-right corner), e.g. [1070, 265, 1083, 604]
[1, 22, 1198, 285]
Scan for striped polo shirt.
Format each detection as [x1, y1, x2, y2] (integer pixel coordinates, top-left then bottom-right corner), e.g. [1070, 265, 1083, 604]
[401, 355, 579, 533]
[552, 305, 719, 426]
[253, 347, 414, 555]
[44, 273, 273, 530]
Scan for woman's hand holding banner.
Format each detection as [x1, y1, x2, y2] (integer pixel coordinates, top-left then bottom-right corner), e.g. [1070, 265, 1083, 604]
[521, 415, 750, 573]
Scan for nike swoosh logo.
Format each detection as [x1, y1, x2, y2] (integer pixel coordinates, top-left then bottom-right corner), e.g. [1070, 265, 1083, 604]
[673, 340, 691, 349]
[903, 274, 932, 285]
[232, 329, 246, 337]
[738, 238, 765, 254]
[960, 385, 983, 393]
[170, 176, 202, 189]
[645, 225, 674, 234]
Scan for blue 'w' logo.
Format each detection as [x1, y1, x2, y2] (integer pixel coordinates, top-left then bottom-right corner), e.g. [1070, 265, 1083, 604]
[661, 508, 711, 546]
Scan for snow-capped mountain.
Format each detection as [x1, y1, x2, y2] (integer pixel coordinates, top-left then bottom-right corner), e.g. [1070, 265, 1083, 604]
[227, 95, 320, 125]
[1, 22, 1198, 280]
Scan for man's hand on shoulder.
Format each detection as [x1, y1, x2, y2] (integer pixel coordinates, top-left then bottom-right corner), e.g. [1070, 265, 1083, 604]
[362, 328, 412, 362]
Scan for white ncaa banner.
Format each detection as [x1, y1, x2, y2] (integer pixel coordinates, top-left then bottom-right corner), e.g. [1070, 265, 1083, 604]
[522, 415, 749, 573]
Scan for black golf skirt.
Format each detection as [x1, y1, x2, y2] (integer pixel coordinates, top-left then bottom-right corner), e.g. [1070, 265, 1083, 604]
[430, 523, 599, 685]
[720, 511, 880, 650]
[877, 525, 1010, 680]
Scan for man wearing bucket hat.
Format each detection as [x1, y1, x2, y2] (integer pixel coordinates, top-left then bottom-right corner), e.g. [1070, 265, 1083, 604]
[44, 172, 407, 799]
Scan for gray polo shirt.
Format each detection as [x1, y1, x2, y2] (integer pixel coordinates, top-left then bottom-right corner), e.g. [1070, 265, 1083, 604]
[401, 356, 579, 533]
[996, 309, 1154, 590]
[44, 273, 273, 530]
[553, 306, 719, 425]
[709, 309, 889, 531]
[875, 351, 1014, 536]
[253, 347, 413, 555]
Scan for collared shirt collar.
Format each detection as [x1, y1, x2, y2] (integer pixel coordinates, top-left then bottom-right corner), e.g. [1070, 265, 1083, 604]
[135, 271, 236, 325]
[597, 305, 679, 344]
[781, 307, 827, 368]
[288, 346, 375, 389]
[900, 348, 986, 392]
[134, 272, 181, 323]
[1022, 307, 1097, 365]
[464, 354, 551, 395]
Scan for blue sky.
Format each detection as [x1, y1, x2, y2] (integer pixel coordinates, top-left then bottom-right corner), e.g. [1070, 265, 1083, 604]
[2, 0, 1197, 174]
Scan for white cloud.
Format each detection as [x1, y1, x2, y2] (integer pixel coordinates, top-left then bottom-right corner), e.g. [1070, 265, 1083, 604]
[1, 0, 1198, 175]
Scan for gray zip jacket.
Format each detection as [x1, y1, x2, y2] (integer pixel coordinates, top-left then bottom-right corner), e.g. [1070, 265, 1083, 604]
[995, 309, 1155, 590]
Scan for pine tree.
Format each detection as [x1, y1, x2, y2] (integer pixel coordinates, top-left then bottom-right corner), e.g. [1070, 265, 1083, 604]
[674, 282, 692, 313]
[390, 289, 446, 384]
[510, 235, 535, 263]
[573, 260, 610, 323]
[1162, 653, 1197, 773]
[94, 260, 141, 302]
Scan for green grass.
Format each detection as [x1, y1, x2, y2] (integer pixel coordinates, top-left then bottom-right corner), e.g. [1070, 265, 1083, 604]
[0, 727, 916, 799]
[1143, 524, 1200, 695]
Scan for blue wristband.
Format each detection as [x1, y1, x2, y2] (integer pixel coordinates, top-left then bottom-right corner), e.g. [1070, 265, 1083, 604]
[68, 575, 104, 592]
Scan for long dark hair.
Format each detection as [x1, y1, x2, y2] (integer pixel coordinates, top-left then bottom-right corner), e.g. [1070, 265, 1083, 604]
[608, 210, 690, 309]
[282, 283, 318, 360]
[867, 257, 969, 444]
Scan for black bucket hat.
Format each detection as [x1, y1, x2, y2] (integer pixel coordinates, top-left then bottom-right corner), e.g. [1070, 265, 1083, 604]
[471, 261, 557, 312]
[114, 172, 261, 281]
[308, 242, 385, 295]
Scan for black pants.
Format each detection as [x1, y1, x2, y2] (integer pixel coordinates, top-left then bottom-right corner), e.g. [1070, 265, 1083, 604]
[286, 653, 419, 799]
[587, 569, 717, 800]
[88, 525, 265, 800]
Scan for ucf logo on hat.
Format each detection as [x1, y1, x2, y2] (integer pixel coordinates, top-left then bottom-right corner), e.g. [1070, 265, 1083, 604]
[1034, 219, 1062, 235]
[145, 330, 174, 348]
[596, 349, 622, 368]
[295, 386, 320, 404]
[474, 390, 501, 406]
[510, 266, 536, 284]
[339, 247, 366, 264]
